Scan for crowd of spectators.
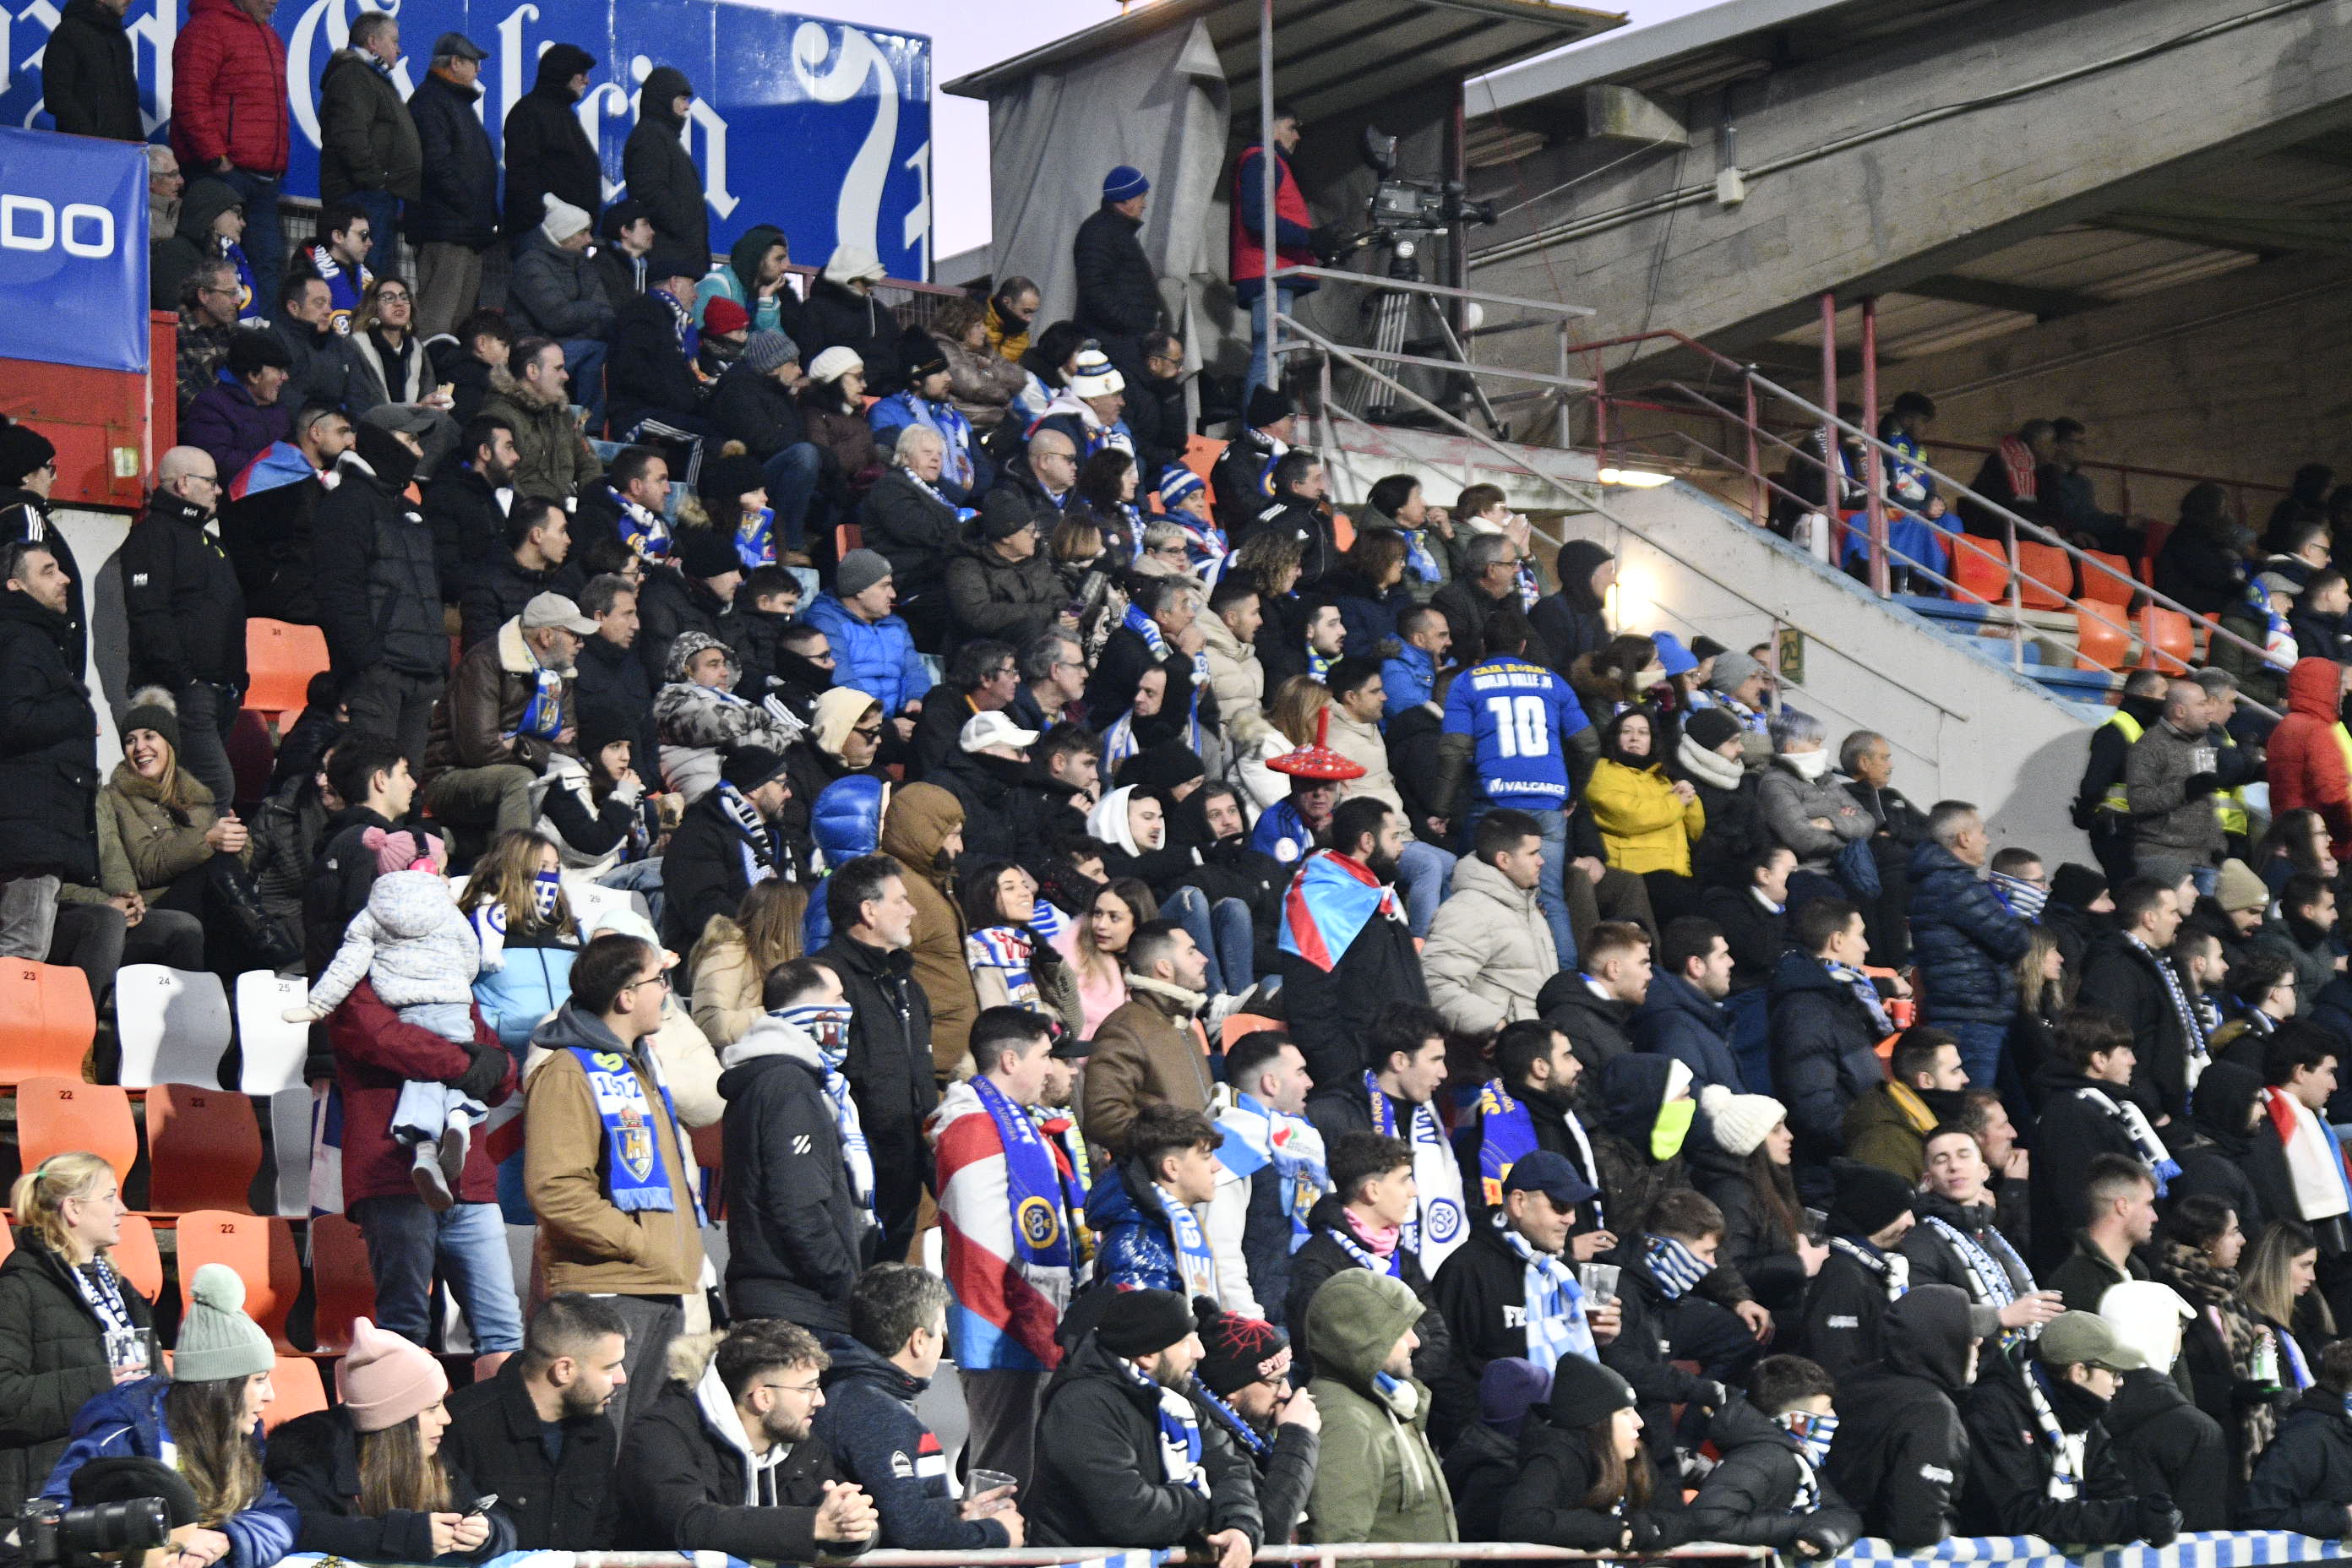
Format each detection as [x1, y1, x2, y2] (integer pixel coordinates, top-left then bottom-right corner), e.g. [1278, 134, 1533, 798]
[19, 54, 2352, 1567]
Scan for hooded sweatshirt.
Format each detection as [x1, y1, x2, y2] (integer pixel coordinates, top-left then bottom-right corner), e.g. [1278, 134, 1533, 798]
[1304, 1268, 1457, 1565]
[1823, 1282, 1976, 1549]
[695, 222, 800, 337]
[2267, 656, 2352, 853]
[878, 782, 979, 1074]
[621, 65, 709, 260]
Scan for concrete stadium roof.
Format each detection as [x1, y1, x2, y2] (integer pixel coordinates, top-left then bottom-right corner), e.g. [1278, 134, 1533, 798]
[945, 0, 1626, 125]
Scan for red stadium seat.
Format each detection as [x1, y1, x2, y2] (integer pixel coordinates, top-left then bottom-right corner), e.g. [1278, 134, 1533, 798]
[0, 961, 95, 1084]
[147, 1085, 263, 1215]
[176, 1211, 302, 1351]
[262, 1356, 329, 1433]
[16, 1078, 137, 1185]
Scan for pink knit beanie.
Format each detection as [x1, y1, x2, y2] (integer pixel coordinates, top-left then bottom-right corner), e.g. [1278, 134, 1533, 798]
[335, 1318, 449, 1432]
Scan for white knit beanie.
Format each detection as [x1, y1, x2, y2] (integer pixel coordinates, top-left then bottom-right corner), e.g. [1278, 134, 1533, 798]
[1070, 341, 1124, 400]
[1701, 1084, 1786, 1159]
[540, 193, 591, 243]
[808, 346, 863, 384]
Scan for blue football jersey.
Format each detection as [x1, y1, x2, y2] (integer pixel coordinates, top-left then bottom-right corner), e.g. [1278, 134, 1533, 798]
[1443, 655, 1590, 808]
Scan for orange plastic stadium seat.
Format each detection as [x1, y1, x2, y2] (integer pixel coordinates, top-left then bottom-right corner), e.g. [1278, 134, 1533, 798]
[308, 1214, 376, 1355]
[0, 1224, 13, 1265]
[2139, 607, 2194, 674]
[242, 620, 329, 720]
[835, 523, 863, 559]
[176, 1211, 302, 1350]
[1220, 1013, 1281, 1052]
[1951, 539, 2010, 606]
[1184, 434, 1225, 484]
[0, 960, 96, 1084]
[112, 1212, 163, 1303]
[2080, 552, 2136, 607]
[147, 1085, 263, 1215]
[2013, 542, 2071, 611]
[17, 1078, 138, 1184]
[2073, 607, 2132, 672]
[263, 1357, 328, 1432]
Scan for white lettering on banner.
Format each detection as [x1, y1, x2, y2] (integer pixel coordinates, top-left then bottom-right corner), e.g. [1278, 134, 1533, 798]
[901, 139, 928, 253]
[791, 20, 889, 264]
[1, 193, 114, 254]
[286, 0, 415, 152]
[618, 56, 736, 220]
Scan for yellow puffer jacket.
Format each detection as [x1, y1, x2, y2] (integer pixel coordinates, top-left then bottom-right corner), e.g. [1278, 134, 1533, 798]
[1584, 757, 1705, 876]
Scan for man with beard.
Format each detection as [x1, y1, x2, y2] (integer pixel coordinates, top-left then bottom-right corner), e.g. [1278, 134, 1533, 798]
[1277, 797, 1431, 1089]
[422, 416, 517, 601]
[1189, 1307, 1321, 1547]
[1901, 1125, 2064, 1347]
[1005, 722, 1098, 871]
[662, 746, 797, 959]
[1031, 1288, 1260, 1560]
[459, 496, 584, 649]
[616, 1319, 879, 1555]
[1456, 1020, 1609, 1239]
[441, 1294, 632, 1549]
[1845, 1026, 1971, 1183]
[418, 591, 591, 835]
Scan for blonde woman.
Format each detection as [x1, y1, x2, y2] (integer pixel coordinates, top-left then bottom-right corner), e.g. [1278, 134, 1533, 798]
[0, 1153, 154, 1502]
[690, 878, 809, 1048]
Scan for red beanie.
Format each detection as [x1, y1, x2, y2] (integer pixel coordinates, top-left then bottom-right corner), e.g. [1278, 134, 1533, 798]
[702, 297, 751, 336]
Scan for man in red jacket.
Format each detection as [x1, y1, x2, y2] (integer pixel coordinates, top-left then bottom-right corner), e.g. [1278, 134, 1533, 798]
[327, 978, 524, 1358]
[172, 0, 289, 317]
[2266, 656, 2352, 858]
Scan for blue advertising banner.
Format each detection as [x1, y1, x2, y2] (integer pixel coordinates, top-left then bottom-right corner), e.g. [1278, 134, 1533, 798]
[0, 2, 931, 278]
[0, 127, 150, 372]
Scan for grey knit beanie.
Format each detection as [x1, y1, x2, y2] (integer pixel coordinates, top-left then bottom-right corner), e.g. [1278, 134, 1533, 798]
[743, 330, 801, 376]
[172, 1263, 276, 1383]
[1706, 649, 1763, 694]
[836, 548, 894, 601]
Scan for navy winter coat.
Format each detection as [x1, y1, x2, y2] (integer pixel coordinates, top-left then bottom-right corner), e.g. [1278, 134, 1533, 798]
[1631, 966, 1745, 1091]
[1906, 840, 2034, 1025]
[1766, 949, 1886, 1170]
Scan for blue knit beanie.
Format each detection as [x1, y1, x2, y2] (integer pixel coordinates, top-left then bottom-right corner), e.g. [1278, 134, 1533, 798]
[1103, 165, 1150, 203]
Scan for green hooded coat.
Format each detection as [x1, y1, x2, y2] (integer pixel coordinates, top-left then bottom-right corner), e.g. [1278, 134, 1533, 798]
[1304, 1269, 1458, 1565]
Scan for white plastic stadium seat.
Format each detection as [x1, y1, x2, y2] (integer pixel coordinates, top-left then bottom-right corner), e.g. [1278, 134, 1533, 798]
[234, 971, 311, 1096]
[113, 965, 233, 1089]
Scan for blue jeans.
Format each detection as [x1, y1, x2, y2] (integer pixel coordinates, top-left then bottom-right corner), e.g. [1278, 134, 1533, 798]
[346, 188, 400, 280]
[596, 857, 666, 930]
[1940, 1019, 2011, 1093]
[559, 337, 609, 428]
[219, 169, 283, 320]
[1244, 284, 1298, 408]
[761, 441, 823, 552]
[348, 1194, 524, 1353]
[1165, 885, 1253, 996]
[1396, 838, 1455, 939]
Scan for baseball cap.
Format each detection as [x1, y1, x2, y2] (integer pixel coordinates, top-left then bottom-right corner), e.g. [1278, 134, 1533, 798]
[1500, 1150, 1598, 1210]
[520, 592, 597, 635]
[961, 710, 1039, 754]
[2037, 1311, 2146, 1373]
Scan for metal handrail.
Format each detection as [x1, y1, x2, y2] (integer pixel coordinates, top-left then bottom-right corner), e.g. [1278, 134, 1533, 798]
[1271, 264, 1596, 321]
[555, 1547, 1767, 1567]
[1282, 315, 1984, 732]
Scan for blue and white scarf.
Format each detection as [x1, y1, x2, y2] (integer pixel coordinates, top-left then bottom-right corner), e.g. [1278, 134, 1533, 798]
[1829, 1235, 1910, 1301]
[776, 1002, 874, 1232]
[512, 667, 564, 743]
[1120, 1359, 1207, 1493]
[975, 1074, 1074, 1273]
[1217, 1092, 1327, 1250]
[1923, 1214, 2028, 1322]
[1154, 1182, 1220, 1304]
[568, 1044, 705, 1221]
[1989, 870, 2049, 923]
[611, 487, 672, 560]
[1364, 1070, 1462, 1259]
[1468, 1078, 1602, 1227]
[887, 391, 977, 490]
[2079, 1085, 2179, 1195]
[2023, 1364, 2086, 1500]
[2128, 933, 2211, 1094]
[716, 782, 781, 888]
[529, 869, 562, 922]
[1117, 603, 1206, 751]
[966, 925, 1042, 1010]
[734, 507, 776, 569]
[1495, 1213, 1595, 1368]
[1824, 958, 1892, 1035]
[1777, 1411, 1836, 1511]
[655, 286, 700, 362]
[1326, 1221, 1404, 1278]
[1644, 1233, 1712, 1299]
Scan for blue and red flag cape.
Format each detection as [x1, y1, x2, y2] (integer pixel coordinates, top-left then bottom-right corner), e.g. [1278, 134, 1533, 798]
[1277, 851, 1397, 972]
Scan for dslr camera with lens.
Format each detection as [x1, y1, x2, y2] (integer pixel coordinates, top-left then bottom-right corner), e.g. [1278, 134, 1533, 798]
[17, 1495, 173, 1568]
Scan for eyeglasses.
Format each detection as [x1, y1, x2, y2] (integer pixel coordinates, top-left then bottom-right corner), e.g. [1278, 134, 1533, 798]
[761, 1380, 822, 1397]
[851, 723, 885, 742]
[988, 665, 1017, 681]
[375, 290, 411, 303]
[627, 972, 670, 994]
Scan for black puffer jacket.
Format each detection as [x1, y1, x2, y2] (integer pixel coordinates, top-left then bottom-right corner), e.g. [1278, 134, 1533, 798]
[2244, 1384, 2352, 1535]
[500, 44, 601, 240]
[1072, 202, 1160, 340]
[317, 46, 422, 202]
[715, 1014, 871, 1331]
[1685, 1396, 1862, 1551]
[265, 1406, 514, 1563]
[799, 276, 912, 395]
[1500, 1402, 1684, 1550]
[1766, 949, 1887, 1171]
[122, 486, 249, 689]
[313, 440, 444, 683]
[405, 69, 498, 248]
[858, 467, 960, 602]
[707, 362, 808, 461]
[1907, 840, 2033, 1026]
[944, 537, 1064, 646]
[0, 1238, 154, 1505]
[0, 587, 99, 883]
[42, 0, 140, 140]
[621, 67, 707, 259]
[1030, 1329, 1261, 1549]
[1957, 1357, 2164, 1545]
[2101, 1367, 2227, 1532]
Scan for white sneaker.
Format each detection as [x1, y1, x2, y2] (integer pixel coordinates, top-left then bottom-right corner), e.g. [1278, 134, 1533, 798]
[438, 1118, 471, 1191]
[411, 1141, 455, 1211]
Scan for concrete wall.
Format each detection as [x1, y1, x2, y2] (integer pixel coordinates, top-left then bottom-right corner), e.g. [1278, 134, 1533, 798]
[1467, 0, 2352, 375]
[55, 503, 139, 775]
[1879, 253, 2352, 525]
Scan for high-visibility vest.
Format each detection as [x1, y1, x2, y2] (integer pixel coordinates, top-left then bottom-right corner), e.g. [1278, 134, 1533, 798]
[2098, 710, 2144, 814]
[2213, 731, 2251, 839]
